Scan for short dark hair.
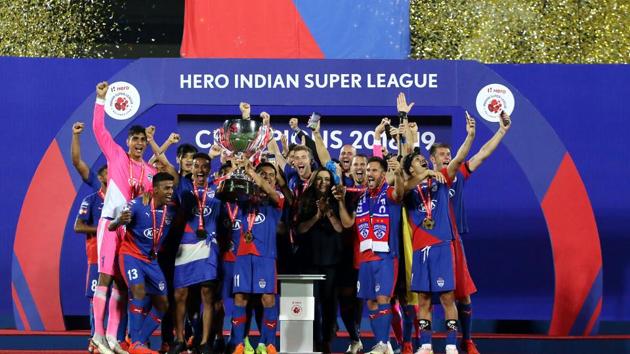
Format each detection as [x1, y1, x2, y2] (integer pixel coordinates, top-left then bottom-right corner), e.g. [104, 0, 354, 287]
[367, 157, 387, 171]
[256, 162, 276, 173]
[192, 152, 210, 163]
[97, 165, 107, 176]
[353, 154, 368, 162]
[287, 143, 298, 153]
[177, 143, 198, 158]
[429, 143, 451, 157]
[152, 172, 174, 187]
[403, 152, 420, 176]
[292, 145, 313, 158]
[127, 125, 146, 138]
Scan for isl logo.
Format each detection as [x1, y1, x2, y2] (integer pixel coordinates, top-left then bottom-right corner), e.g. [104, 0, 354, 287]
[105, 81, 141, 121]
[475, 83, 515, 123]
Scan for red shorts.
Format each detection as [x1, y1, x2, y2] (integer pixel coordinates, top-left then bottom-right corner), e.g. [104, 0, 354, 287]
[453, 237, 477, 299]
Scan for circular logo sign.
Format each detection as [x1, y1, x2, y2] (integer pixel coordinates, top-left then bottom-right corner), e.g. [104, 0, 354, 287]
[475, 83, 515, 122]
[105, 81, 141, 120]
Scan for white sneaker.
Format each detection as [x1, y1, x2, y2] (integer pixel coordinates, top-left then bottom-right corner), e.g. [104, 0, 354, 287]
[414, 344, 433, 354]
[368, 341, 389, 354]
[106, 335, 129, 354]
[387, 342, 395, 354]
[345, 340, 363, 354]
[445, 344, 458, 354]
[91, 334, 114, 354]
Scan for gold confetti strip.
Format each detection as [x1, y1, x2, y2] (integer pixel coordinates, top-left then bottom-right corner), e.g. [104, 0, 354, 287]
[0, 0, 118, 58]
[410, 0, 629, 63]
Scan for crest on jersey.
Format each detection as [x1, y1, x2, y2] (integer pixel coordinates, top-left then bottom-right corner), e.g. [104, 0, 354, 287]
[437, 277, 445, 288]
[358, 223, 369, 238]
[258, 279, 267, 289]
[159, 282, 165, 291]
[373, 224, 387, 239]
[147, 173, 153, 182]
[375, 283, 381, 292]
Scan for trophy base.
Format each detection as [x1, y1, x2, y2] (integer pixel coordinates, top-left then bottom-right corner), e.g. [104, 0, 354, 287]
[217, 178, 258, 202]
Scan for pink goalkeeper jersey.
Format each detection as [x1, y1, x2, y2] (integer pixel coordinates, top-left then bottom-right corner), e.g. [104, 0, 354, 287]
[93, 98, 156, 219]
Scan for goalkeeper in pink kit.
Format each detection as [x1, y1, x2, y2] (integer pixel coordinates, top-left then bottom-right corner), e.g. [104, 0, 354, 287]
[91, 81, 157, 354]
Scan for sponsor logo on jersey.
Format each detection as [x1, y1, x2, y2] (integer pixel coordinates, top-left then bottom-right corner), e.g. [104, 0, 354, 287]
[418, 200, 437, 213]
[143, 228, 153, 239]
[104, 81, 141, 121]
[194, 205, 212, 217]
[254, 213, 266, 224]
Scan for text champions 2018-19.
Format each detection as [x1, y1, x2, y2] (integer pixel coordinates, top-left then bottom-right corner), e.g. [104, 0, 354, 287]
[179, 73, 439, 90]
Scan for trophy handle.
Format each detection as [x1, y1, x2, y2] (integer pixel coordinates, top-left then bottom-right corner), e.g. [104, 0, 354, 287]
[245, 125, 271, 155]
[213, 127, 232, 154]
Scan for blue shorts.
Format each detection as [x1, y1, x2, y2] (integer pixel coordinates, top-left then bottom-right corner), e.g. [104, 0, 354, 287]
[411, 241, 455, 293]
[233, 255, 276, 294]
[219, 260, 235, 300]
[85, 263, 99, 298]
[357, 257, 398, 300]
[173, 237, 219, 289]
[121, 254, 167, 296]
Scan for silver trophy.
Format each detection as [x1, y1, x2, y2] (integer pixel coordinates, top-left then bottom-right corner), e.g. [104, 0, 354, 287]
[214, 119, 271, 201]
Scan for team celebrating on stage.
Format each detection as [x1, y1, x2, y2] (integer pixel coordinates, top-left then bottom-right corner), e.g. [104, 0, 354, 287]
[72, 81, 511, 354]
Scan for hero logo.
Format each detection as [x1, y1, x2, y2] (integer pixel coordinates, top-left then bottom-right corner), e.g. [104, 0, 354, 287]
[194, 206, 212, 217]
[143, 228, 154, 239]
[475, 83, 515, 123]
[104, 81, 141, 121]
[418, 200, 437, 213]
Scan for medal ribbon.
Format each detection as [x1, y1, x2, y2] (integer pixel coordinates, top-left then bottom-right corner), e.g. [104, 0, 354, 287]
[97, 188, 105, 200]
[129, 159, 146, 199]
[244, 210, 256, 241]
[226, 202, 240, 231]
[417, 179, 433, 221]
[151, 198, 167, 258]
[193, 182, 208, 232]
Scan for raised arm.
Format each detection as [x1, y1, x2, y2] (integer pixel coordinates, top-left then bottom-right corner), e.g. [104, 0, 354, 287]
[312, 120, 332, 167]
[92, 81, 123, 161]
[467, 111, 511, 172]
[245, 161, 281, 206]
[146, 126, 179, 183]
[71, 122, 91, 181]
[446, 111, 476, 179]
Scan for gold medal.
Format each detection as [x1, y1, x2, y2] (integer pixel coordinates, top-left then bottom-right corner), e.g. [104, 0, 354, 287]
[422, 217, 435, 230]
[244, 231, 253, 243]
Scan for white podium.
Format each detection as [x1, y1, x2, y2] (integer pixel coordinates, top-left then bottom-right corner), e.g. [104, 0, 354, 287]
[277, 274, 325, 353]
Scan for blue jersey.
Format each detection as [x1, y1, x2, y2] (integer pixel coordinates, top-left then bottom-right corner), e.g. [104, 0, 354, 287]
[76, 190, 104, 264]
[223, 193, 284, 259]
[449, 162, 472, 234]
[176, 176, 221, 243]
[120, 197, 177, 262]
[405, 174, 455, 249]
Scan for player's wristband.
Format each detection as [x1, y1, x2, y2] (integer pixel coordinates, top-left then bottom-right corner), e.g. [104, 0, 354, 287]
[398, 111, 408, 120]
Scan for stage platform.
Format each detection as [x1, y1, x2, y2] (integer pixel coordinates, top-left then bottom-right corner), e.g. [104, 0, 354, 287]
[1, 330, 630, 353]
